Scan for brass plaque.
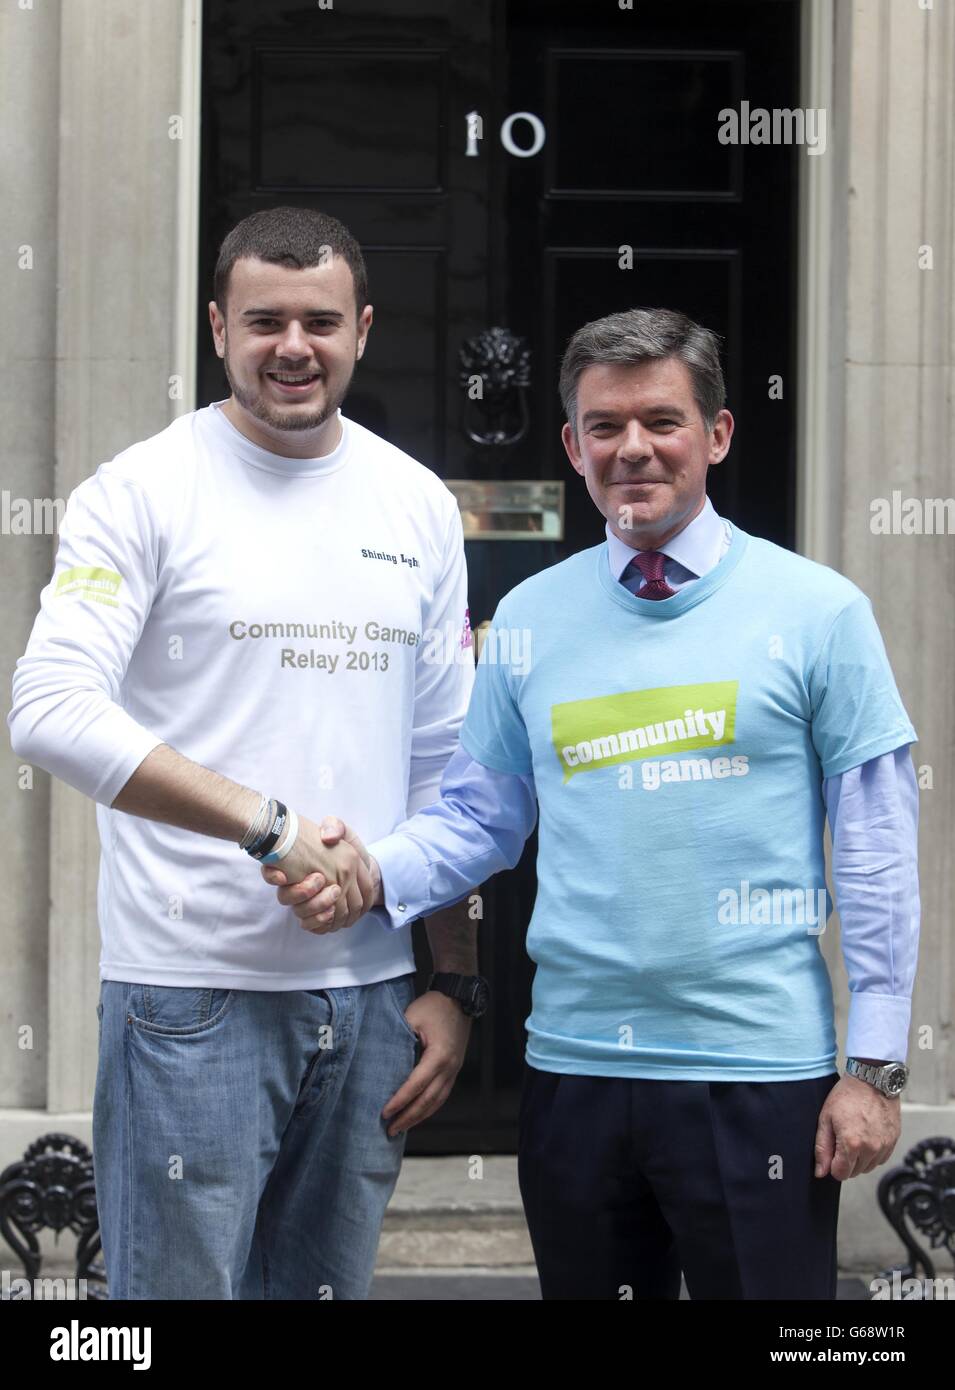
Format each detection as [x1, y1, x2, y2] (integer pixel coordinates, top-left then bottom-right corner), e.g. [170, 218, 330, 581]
[445, 479, 564, 541]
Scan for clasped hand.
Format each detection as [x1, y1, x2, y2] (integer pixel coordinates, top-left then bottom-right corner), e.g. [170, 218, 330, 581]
[264, 816, 379, 933]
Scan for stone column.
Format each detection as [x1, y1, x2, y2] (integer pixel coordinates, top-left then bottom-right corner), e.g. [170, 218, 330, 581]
[47, 0, 200, 1113]
[0, 1, 200, 1167]
[0, 0, 62, 1121]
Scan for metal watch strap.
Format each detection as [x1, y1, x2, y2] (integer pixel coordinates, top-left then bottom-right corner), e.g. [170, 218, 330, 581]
[846, 1058, 907, 1095]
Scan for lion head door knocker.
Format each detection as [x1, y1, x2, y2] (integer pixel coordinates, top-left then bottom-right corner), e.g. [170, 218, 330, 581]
[458, 327, 531, 447]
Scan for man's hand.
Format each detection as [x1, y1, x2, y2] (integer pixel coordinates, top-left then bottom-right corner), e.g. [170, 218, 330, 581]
[814, 1073, 902, 1180]
[266, 815, 377, 933]
[262, 817, 381, 932]
[266, 823, 478, 1134]
[381, 990, 472, 1137]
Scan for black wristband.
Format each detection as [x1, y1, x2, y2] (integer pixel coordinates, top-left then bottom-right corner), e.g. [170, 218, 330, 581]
[247, 801, 289, 860]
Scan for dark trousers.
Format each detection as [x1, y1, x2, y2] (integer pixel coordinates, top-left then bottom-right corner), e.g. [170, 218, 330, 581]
[518, 1065, 841, 1300]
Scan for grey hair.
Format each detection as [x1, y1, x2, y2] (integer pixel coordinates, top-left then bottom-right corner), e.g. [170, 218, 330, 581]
[558, 307, 725, 436]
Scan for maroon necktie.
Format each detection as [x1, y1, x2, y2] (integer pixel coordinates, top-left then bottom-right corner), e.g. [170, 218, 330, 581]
[623, 550, 677, 600]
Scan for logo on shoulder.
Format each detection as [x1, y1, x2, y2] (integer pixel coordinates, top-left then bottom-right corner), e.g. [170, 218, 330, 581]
[55, 566, 123, 607]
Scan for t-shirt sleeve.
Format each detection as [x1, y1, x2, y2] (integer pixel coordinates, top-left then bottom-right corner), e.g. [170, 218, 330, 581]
[808, 593, 918, 778]
[7, 466, 165, 805]
[459, 598, 533, 775]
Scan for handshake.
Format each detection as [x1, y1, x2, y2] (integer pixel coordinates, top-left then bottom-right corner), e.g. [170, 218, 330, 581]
[259, 815, 382, 932]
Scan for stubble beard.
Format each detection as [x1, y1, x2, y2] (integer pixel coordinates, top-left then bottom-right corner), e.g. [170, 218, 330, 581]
[223, 340, 354, 434]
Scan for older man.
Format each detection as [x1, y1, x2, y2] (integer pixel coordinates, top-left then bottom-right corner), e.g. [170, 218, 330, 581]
[268, 307, 919, 1301]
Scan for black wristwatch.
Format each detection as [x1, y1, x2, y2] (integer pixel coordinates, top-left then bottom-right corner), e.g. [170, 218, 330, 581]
[427, 972, 490, 1019]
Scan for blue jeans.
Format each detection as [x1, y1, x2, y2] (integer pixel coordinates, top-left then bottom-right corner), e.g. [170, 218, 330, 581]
[93, 975, 418, 1299]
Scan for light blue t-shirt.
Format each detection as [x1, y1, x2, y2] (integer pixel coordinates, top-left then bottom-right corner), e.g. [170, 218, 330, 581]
[459, 522, 918, 1080]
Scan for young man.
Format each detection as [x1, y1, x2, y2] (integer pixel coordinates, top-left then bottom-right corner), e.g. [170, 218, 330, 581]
[8, 206, 481, 1300]
[267, 308, 920, 1300]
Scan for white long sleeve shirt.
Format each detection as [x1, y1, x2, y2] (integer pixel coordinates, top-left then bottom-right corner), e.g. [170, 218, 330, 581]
[8, 402, 474, 988]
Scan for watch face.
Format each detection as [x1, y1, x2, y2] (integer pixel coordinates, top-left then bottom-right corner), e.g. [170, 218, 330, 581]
[467, 978, 490, 1017]
[885, 1065, 908, 1095]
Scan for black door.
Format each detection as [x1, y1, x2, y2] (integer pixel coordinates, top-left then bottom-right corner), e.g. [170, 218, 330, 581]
[199, 0, 800, 1151]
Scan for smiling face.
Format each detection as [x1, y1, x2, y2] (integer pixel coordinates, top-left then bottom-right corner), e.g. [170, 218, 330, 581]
[208, 254, 373, 458]
[561, 356, 733, 551]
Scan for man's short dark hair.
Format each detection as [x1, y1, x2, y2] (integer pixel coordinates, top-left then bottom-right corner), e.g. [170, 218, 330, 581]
[559, 307, 725, 436]
[213, 206, 369, 316]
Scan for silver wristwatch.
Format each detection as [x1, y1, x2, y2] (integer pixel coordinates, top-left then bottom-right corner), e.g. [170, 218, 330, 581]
[845, 1058, 909, 1096]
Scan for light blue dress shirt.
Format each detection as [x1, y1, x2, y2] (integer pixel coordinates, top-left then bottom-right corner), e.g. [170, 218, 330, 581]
[370, 497, 920, 1065]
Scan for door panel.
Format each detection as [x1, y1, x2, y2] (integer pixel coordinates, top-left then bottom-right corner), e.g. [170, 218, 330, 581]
[504, 0, 800, 573]
[253, 49, 449, 192]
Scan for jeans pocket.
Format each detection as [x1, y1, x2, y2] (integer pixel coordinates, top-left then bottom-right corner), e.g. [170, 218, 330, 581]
[127, 984, 236, 1036]
[383, 975, 419, 1047]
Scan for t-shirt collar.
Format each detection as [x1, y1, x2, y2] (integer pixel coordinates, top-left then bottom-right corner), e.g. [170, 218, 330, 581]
[205, 399, 351, 478]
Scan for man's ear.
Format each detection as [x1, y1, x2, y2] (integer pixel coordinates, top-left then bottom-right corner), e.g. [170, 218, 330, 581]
[209, 301, 226, 358]
[562, 421, 585, 477]
[356, 303, 373, 360]
[708, 408, 734, 465]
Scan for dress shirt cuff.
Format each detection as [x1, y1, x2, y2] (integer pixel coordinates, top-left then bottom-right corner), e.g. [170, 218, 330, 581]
[846, 992, 911, 1064]
[366, 832, 433, 930]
